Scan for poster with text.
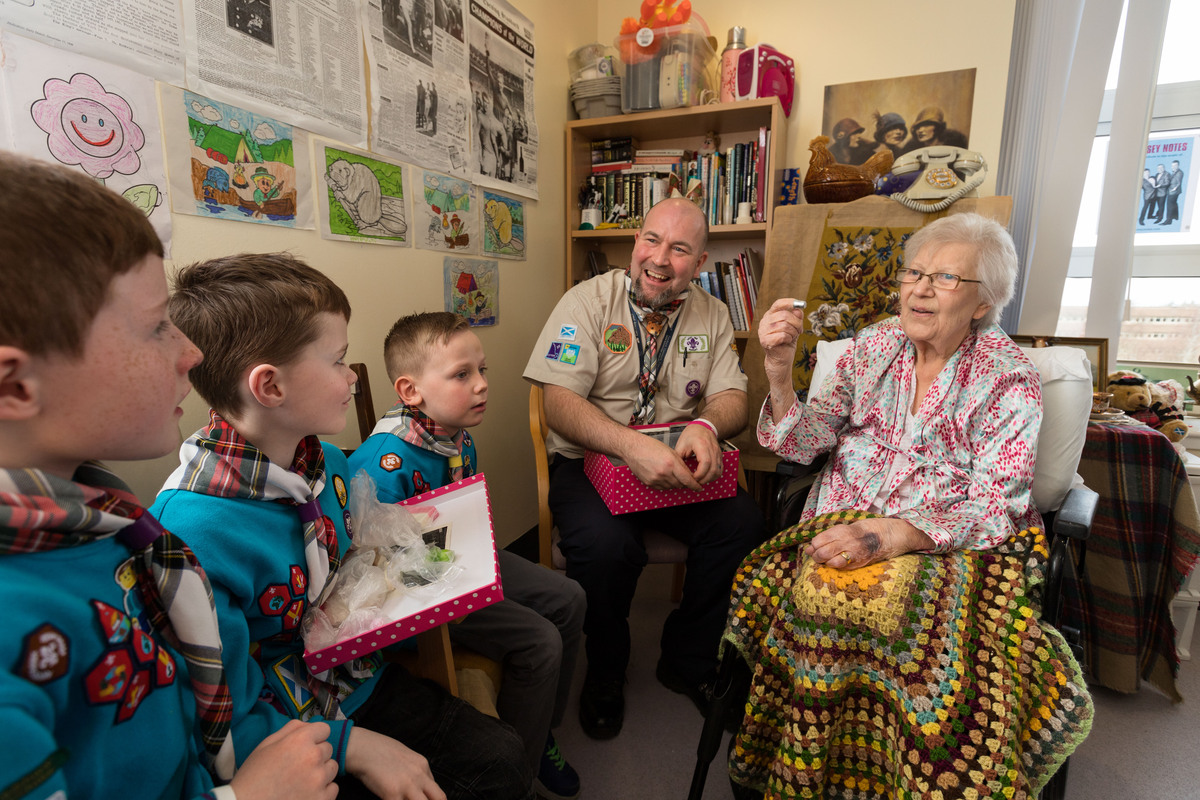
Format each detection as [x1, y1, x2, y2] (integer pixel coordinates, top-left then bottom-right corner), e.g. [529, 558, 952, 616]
[416, 169, 476, 253]
[317, 140, 410, 245]
[0, 32, 172, 252]
[161, 84, 313, 229]
[1136, 133, 1194, 234]
[444, 256, 498, 326]
[480, 189, 524, 259]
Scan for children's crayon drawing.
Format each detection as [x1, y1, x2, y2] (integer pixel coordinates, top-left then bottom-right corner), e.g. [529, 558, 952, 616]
[318, 142, 409, 245]
[480, 190, 525, 260]
[0, 31, 172, 250]
[169, 89, 309, 228]
[417, 169, 477, 254]
[443, 257, 498, 327]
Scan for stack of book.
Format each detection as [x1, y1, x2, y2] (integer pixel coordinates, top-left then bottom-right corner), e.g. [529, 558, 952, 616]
[691, 247, 763, 332]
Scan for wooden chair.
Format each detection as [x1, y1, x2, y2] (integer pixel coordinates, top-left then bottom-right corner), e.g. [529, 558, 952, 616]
[347, 363, 502, 708]
[528, 383, 687, 601]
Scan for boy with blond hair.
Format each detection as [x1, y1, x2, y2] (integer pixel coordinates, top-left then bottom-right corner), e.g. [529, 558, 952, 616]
[0, 152, 338, 800]
[349, 312, 584, 800]
[151, 256, 531, 800]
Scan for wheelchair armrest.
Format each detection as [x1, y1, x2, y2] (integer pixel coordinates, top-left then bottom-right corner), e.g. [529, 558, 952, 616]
[1052, 485, 1097, 542]
[772, 454, 829, 531]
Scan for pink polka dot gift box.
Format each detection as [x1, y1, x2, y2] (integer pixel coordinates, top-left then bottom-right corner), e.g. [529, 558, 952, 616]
[303, 473, 502, 672]
[584, 422, 740, 515]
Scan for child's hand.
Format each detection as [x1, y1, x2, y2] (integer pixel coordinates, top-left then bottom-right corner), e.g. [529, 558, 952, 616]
[230, 719, 338, 800]
[346, 726, 446, 800]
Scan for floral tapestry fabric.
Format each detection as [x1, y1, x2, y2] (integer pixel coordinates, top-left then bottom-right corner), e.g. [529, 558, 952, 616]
[792, 225, 912, 400]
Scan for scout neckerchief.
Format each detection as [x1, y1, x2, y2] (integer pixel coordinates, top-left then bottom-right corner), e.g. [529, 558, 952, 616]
[627, 275, 686, 425]
[374, 402, 476, 482]
[163, 411, 378, 721]
[0, 462, 236, 781]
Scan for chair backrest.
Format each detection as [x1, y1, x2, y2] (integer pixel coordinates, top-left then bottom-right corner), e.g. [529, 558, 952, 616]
[350, 362, 376, 443]
[528, 384, 555, 567]
[809, 339, 1092, 513]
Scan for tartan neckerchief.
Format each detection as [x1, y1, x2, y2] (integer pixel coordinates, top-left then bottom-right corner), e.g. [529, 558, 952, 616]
[0, 462, 236, 781]
[627, 274, 687, 425]
[373, 402, 475, 482]
[164, 411, 341, 601]
[162, 412, 369, 722]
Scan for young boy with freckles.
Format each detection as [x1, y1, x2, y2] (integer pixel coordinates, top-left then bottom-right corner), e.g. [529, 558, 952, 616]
[150, 255, 533, 800]
[348, 312, 585, 800]
[0, 152, 337, 800]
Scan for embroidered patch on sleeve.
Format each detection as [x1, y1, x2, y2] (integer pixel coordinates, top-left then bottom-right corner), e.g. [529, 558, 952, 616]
[558, 324, 577, 340]
[333, 475, 348, 507]
[604, 323, 632, 354]
[18, 623, 70, 685]
[546, 342, 563, 360]
[678, 334, 709, 353]
[559, 344, 581, 365]
[379, 453, 403, 472]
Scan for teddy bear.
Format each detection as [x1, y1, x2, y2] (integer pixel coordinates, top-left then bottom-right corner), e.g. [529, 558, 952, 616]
[1107, 371, 1189, 448]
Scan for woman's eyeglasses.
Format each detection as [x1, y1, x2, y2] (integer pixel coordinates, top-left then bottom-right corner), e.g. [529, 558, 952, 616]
[893, 267, 981, 291]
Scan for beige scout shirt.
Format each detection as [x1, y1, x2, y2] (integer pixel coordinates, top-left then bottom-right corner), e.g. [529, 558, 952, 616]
[523, 269, 747, 458]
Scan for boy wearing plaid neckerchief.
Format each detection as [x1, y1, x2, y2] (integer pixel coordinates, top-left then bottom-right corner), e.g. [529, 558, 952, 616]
[0, 153, 338, 800]
[349, 312, 584, 800]
[151, 254, 532, 800]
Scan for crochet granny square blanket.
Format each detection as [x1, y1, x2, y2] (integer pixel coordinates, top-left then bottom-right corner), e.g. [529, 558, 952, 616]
[724, 509, 1093, 799]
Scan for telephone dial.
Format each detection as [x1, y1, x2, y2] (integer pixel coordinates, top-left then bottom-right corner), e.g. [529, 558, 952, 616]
[889, 146, 987, 212]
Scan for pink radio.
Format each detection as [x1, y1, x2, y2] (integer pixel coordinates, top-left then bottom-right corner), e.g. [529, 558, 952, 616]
[734, 44, 795, 116]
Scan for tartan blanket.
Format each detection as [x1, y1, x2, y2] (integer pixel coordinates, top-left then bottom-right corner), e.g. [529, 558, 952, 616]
[723, 509, 1092, 799]
[1066, 421, 1200, 700]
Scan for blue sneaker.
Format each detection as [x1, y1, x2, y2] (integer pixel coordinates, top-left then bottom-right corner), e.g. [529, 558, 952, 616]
[534, 733, 580, 800]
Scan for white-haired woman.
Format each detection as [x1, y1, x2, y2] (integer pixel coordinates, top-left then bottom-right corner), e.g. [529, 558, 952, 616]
[758, 212, 1038, 564]
[723, 213, 1090, 799]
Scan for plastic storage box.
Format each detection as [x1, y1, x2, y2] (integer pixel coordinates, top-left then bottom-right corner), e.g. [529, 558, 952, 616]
[615, 21, 715, 114]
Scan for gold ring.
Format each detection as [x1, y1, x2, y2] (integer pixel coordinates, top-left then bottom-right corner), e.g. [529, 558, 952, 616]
[841, 551, 852, 563]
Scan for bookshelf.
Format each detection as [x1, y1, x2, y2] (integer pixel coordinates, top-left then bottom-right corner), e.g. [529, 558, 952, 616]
[564, 98, 787, 355]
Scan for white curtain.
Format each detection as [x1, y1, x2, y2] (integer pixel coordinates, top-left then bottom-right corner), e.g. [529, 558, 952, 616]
[996, 0, 1125, 334]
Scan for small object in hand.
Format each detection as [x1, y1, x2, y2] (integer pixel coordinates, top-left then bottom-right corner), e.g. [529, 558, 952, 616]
[840, 551, 852, 563]
[792, 299, 806, 310]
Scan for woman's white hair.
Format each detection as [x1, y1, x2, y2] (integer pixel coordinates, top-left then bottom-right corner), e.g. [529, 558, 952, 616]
[902, 213, 1018, 329]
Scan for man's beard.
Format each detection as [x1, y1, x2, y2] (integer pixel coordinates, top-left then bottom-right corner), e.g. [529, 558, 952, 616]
[631, 273, 684, 310]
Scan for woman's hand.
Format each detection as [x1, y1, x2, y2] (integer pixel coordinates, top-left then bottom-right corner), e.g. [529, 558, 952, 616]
[804, 517, 935, 569]
[759, 298, 806, 423]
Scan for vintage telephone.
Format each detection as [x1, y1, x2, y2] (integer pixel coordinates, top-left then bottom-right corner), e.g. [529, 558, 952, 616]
[889, 146, 987, 212]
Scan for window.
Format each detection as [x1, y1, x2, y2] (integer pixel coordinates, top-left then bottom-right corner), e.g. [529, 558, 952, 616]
[1056, 0, 1200, 365]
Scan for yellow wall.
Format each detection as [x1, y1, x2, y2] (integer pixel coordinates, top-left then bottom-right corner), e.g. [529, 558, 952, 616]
[110, 0, 1016, 546]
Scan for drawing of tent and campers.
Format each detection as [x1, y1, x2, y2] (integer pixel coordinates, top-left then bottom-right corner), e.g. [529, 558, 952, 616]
[452, 270, 496, 326]
[188, 110, 296, 222]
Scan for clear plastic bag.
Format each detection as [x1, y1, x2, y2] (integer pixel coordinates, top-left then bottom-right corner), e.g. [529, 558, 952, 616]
[301, 470, 462, 652]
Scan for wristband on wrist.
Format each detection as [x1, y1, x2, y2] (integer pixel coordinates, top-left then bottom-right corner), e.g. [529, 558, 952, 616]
[688, 417, 718, 436]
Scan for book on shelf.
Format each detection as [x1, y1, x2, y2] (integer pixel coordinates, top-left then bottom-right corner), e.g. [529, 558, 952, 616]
[635, 147, 685, 158]
[592, 160, 633, 174]
[591, 137, 636, 164]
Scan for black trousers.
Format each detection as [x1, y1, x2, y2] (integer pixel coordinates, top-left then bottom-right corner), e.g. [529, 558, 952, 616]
[548, 455, 766, 685]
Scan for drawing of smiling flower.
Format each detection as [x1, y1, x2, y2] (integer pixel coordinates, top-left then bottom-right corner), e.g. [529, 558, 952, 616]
[32, 73, 145, 180]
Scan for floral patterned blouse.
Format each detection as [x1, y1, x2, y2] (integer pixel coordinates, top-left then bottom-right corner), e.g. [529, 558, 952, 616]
[758, 318, 1043, 551]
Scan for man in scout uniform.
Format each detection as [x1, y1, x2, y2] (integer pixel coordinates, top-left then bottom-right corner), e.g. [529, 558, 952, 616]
[523, 198, 766, 740]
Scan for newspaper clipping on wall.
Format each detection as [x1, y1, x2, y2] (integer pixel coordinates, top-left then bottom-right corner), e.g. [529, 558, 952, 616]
[362, 0, 537, 199]
[179, 0, 367, 145]
[0, 0, 185, 83]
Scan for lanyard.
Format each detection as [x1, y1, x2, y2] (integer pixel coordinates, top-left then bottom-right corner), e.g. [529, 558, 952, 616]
[629, 300, 682, 377]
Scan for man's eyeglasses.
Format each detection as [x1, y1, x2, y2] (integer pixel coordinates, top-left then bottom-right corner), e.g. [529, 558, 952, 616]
[893, 267, 981, 291]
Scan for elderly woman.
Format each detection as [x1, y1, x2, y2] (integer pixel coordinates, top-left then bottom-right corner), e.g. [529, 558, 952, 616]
[722, 214, 1092, 800]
